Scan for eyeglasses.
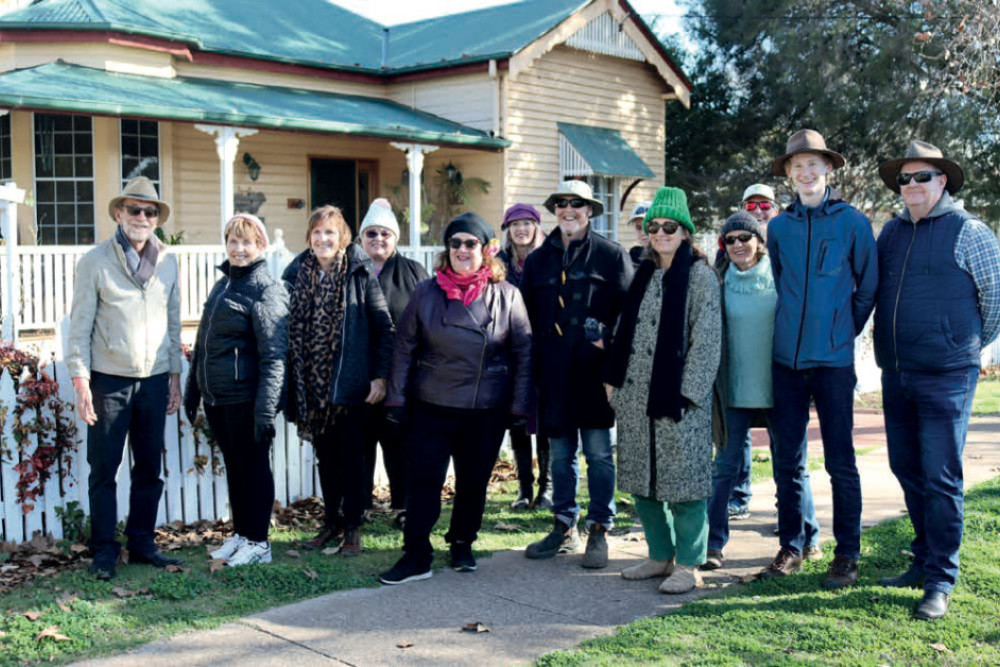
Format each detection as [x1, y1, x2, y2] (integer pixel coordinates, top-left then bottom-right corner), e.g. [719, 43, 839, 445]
[896, 170, 944, 187]
[449, 238, 481, 250]
[646, 220, 680, 235]
[744, 201, 774, 212]
[724, 232, 755, 245]
[365, 229, 393, 239]
[124, 204, 159, 218]
[553, 198, 587, 209]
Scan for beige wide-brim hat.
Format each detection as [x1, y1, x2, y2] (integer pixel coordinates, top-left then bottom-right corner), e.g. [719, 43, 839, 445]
[878, 140, 964, 194]
[770, 129, 846, 176]
[108, 176, 170, 224]
[543, 180, 604, 217]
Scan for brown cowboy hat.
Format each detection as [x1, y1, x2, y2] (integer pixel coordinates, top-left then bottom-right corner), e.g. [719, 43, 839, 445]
[770, 129, 846, 176]
[878, 140, 964, 194]
[108, 176, 171, 224]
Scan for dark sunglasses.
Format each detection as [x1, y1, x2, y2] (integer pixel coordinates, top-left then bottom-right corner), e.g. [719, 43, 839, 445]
[896, 170, 943, 187]
[365, 229, 393, 239]
[646, 220, 680, 235]
[744, 201, 774, 212]
[553, 198, 587, 209]
[124, 204, 159, 218]
[448, 238, 481, 250]
[724, 232, 755, 245]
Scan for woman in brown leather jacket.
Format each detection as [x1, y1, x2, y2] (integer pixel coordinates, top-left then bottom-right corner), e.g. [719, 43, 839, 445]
[380, 212, 532, 585]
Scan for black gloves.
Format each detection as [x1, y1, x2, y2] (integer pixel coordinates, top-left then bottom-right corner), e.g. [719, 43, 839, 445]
[255, 421, 276, 444]
[184, 392, 200, 427]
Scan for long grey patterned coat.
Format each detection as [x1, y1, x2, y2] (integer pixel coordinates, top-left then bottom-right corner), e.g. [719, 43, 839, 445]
[612, 260, 721, 503]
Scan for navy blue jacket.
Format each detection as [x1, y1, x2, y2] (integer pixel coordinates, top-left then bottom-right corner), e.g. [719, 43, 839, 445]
[766, 189, 878, 369]
[874, 200, 980, 372]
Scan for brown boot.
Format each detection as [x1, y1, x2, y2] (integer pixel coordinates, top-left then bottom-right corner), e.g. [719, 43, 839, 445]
[822, 555, 858, 590]
[340, 527, 362, 557]
[305, 525, 342, 550]
[759, 549, 803, 579]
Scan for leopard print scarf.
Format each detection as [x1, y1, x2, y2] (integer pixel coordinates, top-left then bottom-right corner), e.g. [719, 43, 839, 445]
[288, 250, 349, 439]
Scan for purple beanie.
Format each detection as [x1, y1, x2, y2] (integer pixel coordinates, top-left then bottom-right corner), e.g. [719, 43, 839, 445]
[502, 203, 541, 230]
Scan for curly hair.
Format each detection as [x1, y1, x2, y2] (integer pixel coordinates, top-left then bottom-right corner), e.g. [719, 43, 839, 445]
[305, 205, 353, 250]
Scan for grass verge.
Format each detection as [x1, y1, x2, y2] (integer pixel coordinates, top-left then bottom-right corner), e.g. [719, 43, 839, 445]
[0, 476, 633, 665]
[973, 377, 1000, 415]
[538, 476, 1000, 666]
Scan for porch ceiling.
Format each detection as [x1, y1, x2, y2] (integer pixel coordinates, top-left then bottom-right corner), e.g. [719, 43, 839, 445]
[0, 61, 510, 150]
[557, 121, 655, 179]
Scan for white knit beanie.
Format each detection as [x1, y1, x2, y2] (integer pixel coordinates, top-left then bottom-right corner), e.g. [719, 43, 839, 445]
[359, 198, 400, 238]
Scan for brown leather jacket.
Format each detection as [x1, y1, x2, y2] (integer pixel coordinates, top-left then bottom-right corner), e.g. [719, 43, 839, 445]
[386, 278, 532, 415]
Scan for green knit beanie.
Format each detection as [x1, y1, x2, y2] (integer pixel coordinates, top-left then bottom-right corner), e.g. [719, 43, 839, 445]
[643, 186, 693, 235]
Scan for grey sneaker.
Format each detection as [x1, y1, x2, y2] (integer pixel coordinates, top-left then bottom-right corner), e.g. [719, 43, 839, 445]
[581, 523, 609, 569]
[525, 518, 581, 559]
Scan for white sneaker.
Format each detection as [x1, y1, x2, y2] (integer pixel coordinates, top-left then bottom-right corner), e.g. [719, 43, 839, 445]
[226, 540, 272, 567]
[210, 534, 245, 560]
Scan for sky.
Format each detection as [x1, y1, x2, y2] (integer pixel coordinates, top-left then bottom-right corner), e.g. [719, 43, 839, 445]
[333, 0, 687, 41]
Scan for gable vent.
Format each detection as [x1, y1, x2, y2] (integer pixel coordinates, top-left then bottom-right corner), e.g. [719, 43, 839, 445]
[566, 12, 645, 61]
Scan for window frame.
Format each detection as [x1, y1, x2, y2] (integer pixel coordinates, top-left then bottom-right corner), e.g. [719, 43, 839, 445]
[32, 112, 97, 246]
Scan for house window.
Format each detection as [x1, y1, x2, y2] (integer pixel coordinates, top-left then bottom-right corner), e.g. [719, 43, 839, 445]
[120, 119, 160, 188]
[585, 175, 619, 241]
[34, 113, 95, 245]
[0, 113, 11, 183]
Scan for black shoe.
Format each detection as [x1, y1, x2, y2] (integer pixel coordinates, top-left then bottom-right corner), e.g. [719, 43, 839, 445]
[532, 492, 553, 511]
[822, 555, 859, 590]
[379, 556, 433, 585]
[450, 542, 477, 572]
[129, 550, 185, 568]
[879, 567, 925, 589]
[510, 492, 532, 510]
[913, 590, 949, 620]
[525, 518, 581, 559]
[90, 557, 116, 581]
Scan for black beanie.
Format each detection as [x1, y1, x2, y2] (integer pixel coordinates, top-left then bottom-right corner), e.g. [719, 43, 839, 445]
[720, 211, 764, 240]
[444, 212, 494, 246]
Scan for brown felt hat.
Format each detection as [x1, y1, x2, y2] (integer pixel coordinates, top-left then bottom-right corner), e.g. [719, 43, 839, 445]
[108, 176, 170, 224]
[770, 129, 846, 176]
[878, 140, 964, 194]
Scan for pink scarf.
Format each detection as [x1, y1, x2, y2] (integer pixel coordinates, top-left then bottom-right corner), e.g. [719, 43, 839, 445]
[436, 266, 492, 306]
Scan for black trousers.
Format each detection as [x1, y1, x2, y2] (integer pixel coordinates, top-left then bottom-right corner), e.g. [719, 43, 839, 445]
[509, 424, 550, 495]
[313, 406, 369, 530]
[403, 402, 507, 567]
[204, 402, 275, 543]
[364, 404, 406, 510]
[87, 371, 168, 558]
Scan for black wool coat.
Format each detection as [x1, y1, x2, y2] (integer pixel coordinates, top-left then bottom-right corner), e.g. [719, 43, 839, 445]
[519, 229, 633, 437]
[377, 251, 429, 325]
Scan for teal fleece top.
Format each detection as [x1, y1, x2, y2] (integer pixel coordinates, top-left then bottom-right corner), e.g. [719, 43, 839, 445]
[724, 255, 776, 408]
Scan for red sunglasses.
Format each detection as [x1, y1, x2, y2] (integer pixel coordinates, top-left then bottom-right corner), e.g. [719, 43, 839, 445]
[744, 201, 774, 212]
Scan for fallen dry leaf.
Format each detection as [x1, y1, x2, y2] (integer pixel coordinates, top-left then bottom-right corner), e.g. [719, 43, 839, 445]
[397, 640, 414, 649]
[28, 555, 44, 568]
[164, 564, 190, 574]
[35, 625, 70, 642]
[302, 567, 319, 580]
[22, 610, 43, 621]
[286, 549, 301, 559]
[69, 544, 88, 554]
[210, 559, 227, 574]
[111, 587, 137, 599]
[930, 643, 951, 653]
[740, 574, 757, 584]
[55, 594, 78, 612]
[321, 546, 341, 555]
[493, 522, 520, 532]
[462, 622, 490, 633]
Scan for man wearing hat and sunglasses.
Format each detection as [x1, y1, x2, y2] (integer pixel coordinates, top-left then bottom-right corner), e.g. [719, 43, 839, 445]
[67, 176, 183, 580]
[762, 129, 878, 590]
[873, 141, 1000, 620]
[521, 180, 633, 569]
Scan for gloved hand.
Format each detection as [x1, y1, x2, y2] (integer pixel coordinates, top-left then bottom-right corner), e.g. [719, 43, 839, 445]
[255, 421, 276, 444]
[184, 393, 200, 427]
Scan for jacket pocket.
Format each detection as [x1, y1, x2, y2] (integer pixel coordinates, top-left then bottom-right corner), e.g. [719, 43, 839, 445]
[816, 239, 843, 276]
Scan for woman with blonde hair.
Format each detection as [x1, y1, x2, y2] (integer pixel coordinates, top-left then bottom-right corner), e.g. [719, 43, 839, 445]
[380, 212, 532, 584]
[283, 205, 394, 555]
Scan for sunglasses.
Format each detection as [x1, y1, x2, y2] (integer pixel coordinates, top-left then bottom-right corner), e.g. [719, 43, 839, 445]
[724, 232, 756, 245]
[365, 229, 393, 239]
[124, 204, 159, 218]
[744, 201, 774, 212]
[896, 170, 943, 187]
[553, 198, 587, 209]
[448, 238, 481, 250]
[646, 220, 680, 235]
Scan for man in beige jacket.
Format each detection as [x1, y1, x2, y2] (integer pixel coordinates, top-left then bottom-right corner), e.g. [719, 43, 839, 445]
[67, 177, 183, 580]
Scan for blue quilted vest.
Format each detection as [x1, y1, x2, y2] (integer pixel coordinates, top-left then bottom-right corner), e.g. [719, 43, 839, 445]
[873, 209, 981, 371]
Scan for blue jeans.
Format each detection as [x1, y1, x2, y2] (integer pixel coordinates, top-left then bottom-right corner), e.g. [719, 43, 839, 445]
[728, 431, 752, 510]
[549, 428, 615, 529]
[882, 367, 978, 594]
[771, 363, 861, 559]
[708, 408, 819, 551]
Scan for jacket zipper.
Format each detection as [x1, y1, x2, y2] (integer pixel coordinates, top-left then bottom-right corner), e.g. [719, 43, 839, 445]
[792, 209, 812, 369]
[201, 277, 231, 404]
[891, 222, 918, 371]
[234, 348, 239, 380]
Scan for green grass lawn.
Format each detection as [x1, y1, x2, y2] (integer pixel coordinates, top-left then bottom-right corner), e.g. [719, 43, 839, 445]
[0, 473, 632, 665]
[973, 377, 1000, 415]
[538, 476, 1000, 666]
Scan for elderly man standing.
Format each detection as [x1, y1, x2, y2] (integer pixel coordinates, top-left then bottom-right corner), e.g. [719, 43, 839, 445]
[762, 130, 878, 589]
[67, 177, 183, 580]
[521, 180, 633, 568]
[873, 141, 1000, 620]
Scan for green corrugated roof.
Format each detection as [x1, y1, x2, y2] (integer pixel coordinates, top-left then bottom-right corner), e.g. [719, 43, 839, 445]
[0, 61, 510, 149]
[557, 122, 655, 178]
[0, 0, 592, 74]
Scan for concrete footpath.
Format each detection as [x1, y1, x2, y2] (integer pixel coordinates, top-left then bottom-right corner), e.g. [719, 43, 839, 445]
[79, 412, 1000, 666]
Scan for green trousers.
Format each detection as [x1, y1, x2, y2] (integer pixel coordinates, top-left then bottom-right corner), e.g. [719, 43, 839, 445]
[633, 494, 708, 567]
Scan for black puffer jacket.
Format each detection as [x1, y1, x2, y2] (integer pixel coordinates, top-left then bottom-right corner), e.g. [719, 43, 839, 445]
[377, 251, 429, 325]
[283, 245, 395, 407]
[186, 258, 289, 425]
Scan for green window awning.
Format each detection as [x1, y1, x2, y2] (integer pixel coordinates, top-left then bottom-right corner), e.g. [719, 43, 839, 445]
[0, 61, 510, 150]
[557, 122, 655, 179]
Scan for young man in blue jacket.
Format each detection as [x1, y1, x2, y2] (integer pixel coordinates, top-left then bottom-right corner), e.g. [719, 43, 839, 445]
[761, 129, 878, 589]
